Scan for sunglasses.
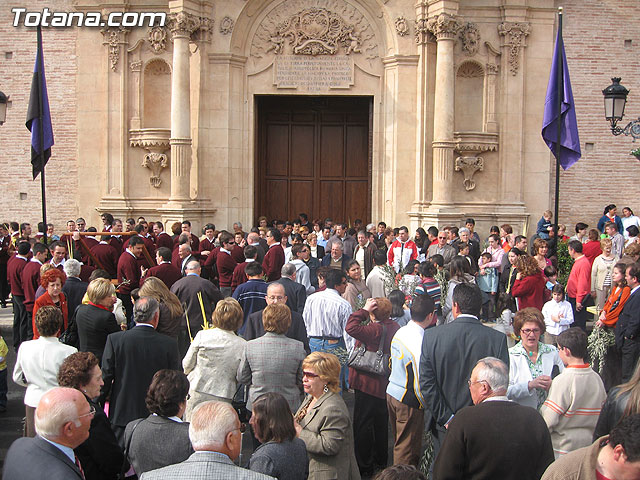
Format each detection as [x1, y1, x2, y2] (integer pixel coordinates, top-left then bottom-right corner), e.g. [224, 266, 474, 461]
[303, 371, 319, 378]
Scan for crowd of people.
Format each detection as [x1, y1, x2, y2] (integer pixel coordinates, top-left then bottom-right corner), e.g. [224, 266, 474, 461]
[2, 205, 640, 480]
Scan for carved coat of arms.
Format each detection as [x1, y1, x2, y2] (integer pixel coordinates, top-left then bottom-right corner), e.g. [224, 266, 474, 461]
[268, 7, 361, 56]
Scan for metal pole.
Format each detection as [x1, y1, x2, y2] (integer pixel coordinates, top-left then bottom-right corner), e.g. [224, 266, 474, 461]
[36, 25, 47, 245]
[553, 8, 563, 236]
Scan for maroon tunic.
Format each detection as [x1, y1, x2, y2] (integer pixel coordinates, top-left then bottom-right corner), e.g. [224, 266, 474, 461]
[7, 255, 28, 296]
[217, 250, 237, 288]
[262, 244, 285, 282]
[90, 242, 119, 277]
[117, 250, 141, 294]
[21, 260, 43, 313]
[142, 262, 182, 290]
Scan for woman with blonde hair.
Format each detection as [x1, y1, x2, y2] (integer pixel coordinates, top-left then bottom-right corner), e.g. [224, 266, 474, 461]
[138, 277, 183, 338]
[75, 277, 120, 363]
[532, 238, 552, 271]
[511, 255, 546, 311]
[590, 237, 619, 317]
[294, 352, 360, 480]
[182, 297, 246, 420]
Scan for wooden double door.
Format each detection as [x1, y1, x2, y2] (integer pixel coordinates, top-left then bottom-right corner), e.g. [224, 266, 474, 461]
[256, 96, 372, 225]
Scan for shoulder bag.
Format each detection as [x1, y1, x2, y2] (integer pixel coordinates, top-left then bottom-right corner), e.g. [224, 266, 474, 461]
[347, 323, 391, 376]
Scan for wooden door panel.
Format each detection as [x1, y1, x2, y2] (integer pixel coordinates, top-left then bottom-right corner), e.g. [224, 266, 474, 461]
[289, 180, 314, 218]
[319, 125, 344, 177]
[264, 179, 288, 221]
[345, 125, 368, 177]
[345, 180, 368, 223]
[318, 180, 344, 222]
[265, 124, 289, 177]
[290, 125, 314, 178]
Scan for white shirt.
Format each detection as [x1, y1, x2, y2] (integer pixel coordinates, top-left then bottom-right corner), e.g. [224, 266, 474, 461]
[542, 299, 574, 336]
[303, 288, 353, 346]
[622, 215, 640, 239]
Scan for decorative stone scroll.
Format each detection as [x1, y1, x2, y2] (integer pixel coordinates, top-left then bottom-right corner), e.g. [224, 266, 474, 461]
[459, 22, 480, 56]
[220, 16, 234, 35]
[455, 156, 483, 191]
[101, 26, 129, 72]
[142, 153, 169, 187]
[274, 55, 354, 92]
[498, 22, 530, 75]
[148, 26, 168, 54]
[251, 1, 378, 61]
[395, 17, 409, 37]
[453, 132, 498, 191]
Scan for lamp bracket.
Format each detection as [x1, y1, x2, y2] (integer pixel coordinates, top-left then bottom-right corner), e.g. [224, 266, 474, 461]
[611, 118, 640, 141]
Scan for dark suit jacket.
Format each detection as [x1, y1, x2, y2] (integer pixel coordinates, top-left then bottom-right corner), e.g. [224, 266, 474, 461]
[3, 435, 84, 480]
[170, 274, 222, 334]
[616, 288, 640, 346]
[419, 314, 509, 428]
[276, 277, 307, 313]
[433, 400, 554, 480]
[76, 396, 124, 480]
[124, 415, 193, 477]
[244, 308, 310, 353]
[62, 276, 89, 322]
[76, 303, 121, 364]
[143, 262, 182, 290]
[320, 253, 352, 270]
[100, 325, 181, 427]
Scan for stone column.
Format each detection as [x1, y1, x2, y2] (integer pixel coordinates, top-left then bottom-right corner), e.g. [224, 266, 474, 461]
[167, 12, 199, 203]
[428, 13, 460, 207]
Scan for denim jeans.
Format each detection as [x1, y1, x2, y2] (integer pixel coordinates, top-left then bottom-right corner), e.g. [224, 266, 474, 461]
[308, 337, 350, 391]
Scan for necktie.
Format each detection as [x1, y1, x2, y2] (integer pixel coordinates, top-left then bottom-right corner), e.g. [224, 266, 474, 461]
[75, 455, 86, 479]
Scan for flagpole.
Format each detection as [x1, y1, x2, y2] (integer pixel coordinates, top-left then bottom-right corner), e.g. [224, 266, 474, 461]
[36, 25, 47, 246]
[553, 8, 563, 237]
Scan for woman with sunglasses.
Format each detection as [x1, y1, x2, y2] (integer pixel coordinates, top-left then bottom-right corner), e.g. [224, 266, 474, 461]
[294, 352, 360, 480]
[58, 351, 123, 480]
[507, 308, 564, 410]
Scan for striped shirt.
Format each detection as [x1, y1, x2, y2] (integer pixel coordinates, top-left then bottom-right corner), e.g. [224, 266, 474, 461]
[303, 288, 353, 344]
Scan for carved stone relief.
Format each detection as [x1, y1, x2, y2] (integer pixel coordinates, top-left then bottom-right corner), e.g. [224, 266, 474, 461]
[498, 22, 530, 75]
[427, 13, 461, 40]
[395, 16, 409, 37]
[455, 156, 484, 191]
[414, 17, 432, 45]
[459, 22, 480, 56]
[457, 61, 483, 78]
[130, 129, 171, 188]
[251, 0, 378, 61]
[142, 152, 169, 187]
[220, 16, 234, 35]
[453, 132, 498, 191]
[101, 26, 129, 72]
[167, 12, 202, 39]
[148, 26, 168, 54]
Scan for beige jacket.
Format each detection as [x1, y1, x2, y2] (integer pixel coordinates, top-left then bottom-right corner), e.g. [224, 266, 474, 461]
[590, 254, 619, 291]
[296, 392, 361, 480]
[183, 328, 246, 399]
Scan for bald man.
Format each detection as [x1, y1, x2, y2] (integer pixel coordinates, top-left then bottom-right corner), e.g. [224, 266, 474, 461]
[3, 387, 93, 479]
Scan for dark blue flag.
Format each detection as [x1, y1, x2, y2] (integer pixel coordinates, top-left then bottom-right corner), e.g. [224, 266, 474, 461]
[26, 26, 54, 180]
[541, 23, 580, 170]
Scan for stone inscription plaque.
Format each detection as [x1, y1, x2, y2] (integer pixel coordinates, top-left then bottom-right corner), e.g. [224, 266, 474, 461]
[274, 55, 354, 92]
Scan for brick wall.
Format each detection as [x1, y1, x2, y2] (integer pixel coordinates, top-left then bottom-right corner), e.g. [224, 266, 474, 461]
[553, 0, 640, 232]
[0, 2, 78, 235]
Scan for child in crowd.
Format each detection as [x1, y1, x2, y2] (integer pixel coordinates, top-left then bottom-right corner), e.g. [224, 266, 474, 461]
[477, 252, 497, 321]
[537, 210, 553, 240]
[429, 254, 448, 298]
[541, 284, 574, 346]
[541, 328, 606, 458]
[389, 289, 412, 327]
[0, 335, 7, 413]
[457, 242, 476, 273]
[544, 265, 558, 303]
[415, 261, 442, 320]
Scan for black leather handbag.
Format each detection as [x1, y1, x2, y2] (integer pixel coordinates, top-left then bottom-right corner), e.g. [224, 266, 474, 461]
[347, 323, 391, 376]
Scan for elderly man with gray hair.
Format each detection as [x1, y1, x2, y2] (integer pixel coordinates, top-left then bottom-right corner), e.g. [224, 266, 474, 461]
[140, 401, 273, 479]
[100, 297, 181, 446]
[171, 260, 223, 357]
[62, 258, 88, 324]
[433, 357, 555, 480]
[3, 387, 94, 479]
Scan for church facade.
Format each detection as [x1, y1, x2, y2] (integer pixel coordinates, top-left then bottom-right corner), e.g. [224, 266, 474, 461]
[2, 0, 639, 234]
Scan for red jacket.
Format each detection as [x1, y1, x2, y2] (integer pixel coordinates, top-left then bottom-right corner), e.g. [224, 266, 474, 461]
[263, 244, 285, 282]
[216, 250, 238, 288]
[345, 309, 400, 400]
[511, 270, 546, 311]
[566, 255, 591, 304]
[32, 291, 68, 339]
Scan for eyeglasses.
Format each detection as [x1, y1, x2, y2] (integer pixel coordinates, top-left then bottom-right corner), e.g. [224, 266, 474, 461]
[467, 379, 488, 388]
[303, 371, 319, 378]
[521, 328, 541, 336]
[267, 295, 285, 301]
[232, 423, 247, 434]
[77, 405, 96, 420]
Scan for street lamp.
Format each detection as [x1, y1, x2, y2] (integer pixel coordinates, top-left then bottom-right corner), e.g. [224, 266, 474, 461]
[602, 77, 640, 141]
[0, 91, 7, 125]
